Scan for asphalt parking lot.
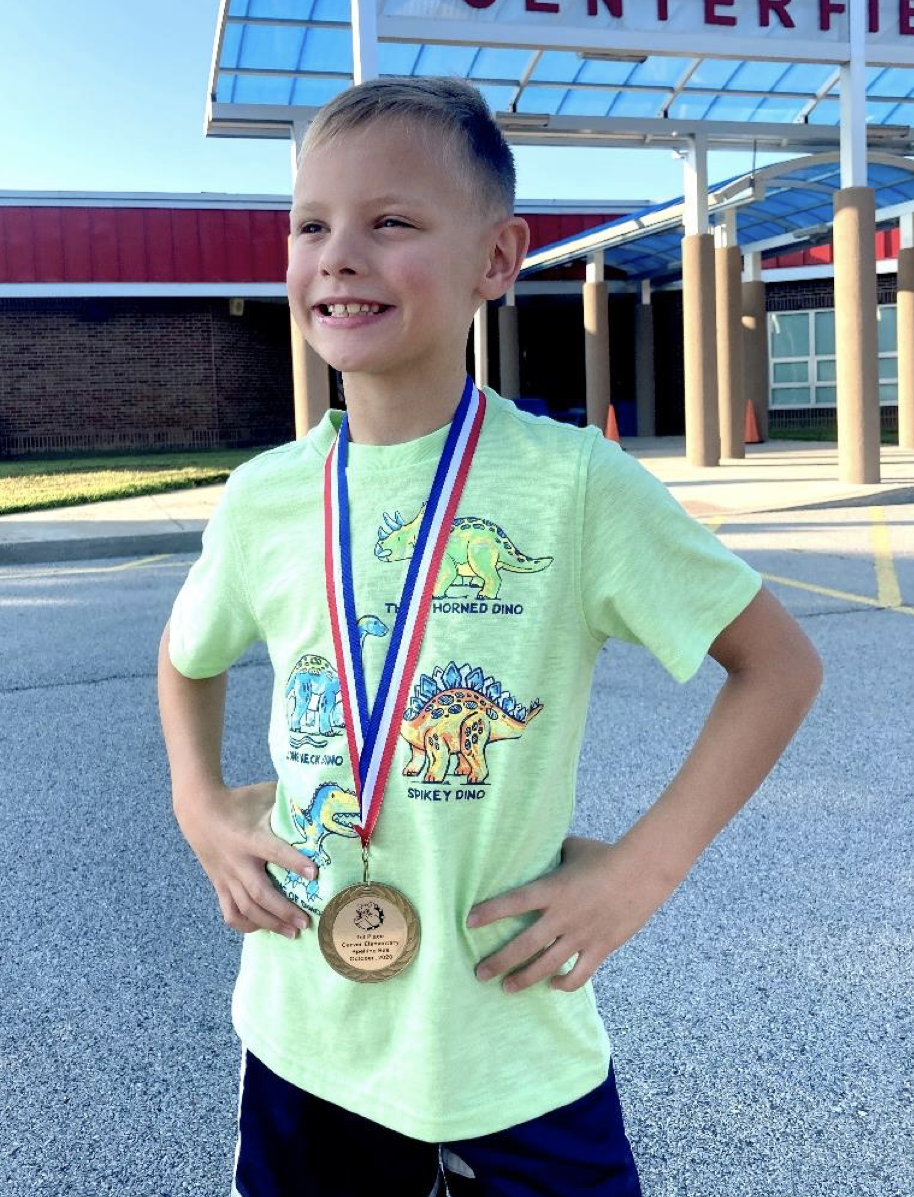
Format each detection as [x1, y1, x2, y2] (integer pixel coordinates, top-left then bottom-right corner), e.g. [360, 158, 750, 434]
[1, 503, 911, 1197]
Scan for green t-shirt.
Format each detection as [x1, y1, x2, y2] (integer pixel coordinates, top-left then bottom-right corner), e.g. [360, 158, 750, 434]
[168, 386, 762, 1141]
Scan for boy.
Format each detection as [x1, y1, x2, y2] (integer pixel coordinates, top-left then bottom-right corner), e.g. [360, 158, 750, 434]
[157, 76, 822, 1197]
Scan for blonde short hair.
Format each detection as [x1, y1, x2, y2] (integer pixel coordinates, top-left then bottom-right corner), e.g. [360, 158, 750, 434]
[297, 75, 516, 219]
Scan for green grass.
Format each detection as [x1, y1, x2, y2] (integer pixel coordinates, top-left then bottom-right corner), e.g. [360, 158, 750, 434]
[0, 448, 265, 516]
[3, 427, 900, 516]
[768, 427, 897, 445]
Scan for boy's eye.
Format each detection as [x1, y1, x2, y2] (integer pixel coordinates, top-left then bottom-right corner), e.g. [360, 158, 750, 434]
[296, 218, 410, 234]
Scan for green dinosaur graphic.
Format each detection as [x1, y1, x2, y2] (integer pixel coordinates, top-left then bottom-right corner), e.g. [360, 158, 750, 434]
[375, 506, 552, 600]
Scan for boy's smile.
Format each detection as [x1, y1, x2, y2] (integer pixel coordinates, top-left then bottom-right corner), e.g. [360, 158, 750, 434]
[312, 300, 396, 330]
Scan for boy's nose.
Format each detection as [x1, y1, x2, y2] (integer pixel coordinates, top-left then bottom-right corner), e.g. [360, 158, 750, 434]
[318, 235, 367, 277]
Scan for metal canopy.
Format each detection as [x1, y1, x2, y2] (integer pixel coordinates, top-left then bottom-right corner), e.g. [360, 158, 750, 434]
[518, 150, 914, 283]
[207, 0, 914, 154]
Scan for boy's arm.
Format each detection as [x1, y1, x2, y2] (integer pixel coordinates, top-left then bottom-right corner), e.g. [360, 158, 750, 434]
[157, 618, 229, 807]
[466, 586, 823, 993]
[611, 584, 822, 892]
[157, 619, 318, 939]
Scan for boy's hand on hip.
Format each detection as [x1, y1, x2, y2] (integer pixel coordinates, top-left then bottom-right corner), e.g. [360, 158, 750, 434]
[173, 780, 318, 941]
[466, 835, 674, 994]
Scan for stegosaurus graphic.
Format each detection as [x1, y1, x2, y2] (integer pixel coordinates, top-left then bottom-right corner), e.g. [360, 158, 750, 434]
[400, 660, 543, 784]
[274, 781, 362, 908]
[375, 506, 552, 600]
[285, 614, 388, 748]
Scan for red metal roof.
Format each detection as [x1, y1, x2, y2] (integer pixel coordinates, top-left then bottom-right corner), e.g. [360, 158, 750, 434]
[765, 227, 899, 270]
[0, 206, 291, 284]
[8, 196, 899, 284]
[524, 213, 627, 254]
[0, 201, 626, 286]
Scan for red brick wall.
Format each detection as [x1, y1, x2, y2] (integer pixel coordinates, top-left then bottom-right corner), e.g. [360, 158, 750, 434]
[0, 297, 295, 455]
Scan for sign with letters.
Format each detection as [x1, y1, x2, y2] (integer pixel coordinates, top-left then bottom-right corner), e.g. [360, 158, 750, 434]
[378, 1, 914, 65]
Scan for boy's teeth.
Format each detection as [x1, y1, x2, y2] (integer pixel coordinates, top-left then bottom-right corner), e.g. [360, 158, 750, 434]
[326, 302, 383, 316]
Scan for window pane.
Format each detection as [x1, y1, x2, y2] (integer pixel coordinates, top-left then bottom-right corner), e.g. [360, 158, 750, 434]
[771, 386, 811, 405]
[770, 312, 809, 358]
[879, 383, 898, 404]
[878, 356, 897, 380]
[877, 305, 897, 354]
[815, 386, 836, 405]
[814, 309, 835, 356]
[773, 361, 809, 382]
[816, 358, 837, 382]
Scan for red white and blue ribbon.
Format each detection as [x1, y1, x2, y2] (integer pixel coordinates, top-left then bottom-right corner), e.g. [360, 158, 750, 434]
[324, 374, 486, 848]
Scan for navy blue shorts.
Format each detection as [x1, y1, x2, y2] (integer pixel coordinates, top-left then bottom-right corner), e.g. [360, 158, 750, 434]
[231, 1045, 643, 1197]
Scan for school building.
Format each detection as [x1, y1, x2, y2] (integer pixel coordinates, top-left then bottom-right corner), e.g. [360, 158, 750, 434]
[0, 182, 907, 454]
[0, 192, 637, 453]
[4, 1, 914, 487]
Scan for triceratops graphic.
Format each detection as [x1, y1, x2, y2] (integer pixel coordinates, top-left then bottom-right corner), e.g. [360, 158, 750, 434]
[375, 506, 552, 600]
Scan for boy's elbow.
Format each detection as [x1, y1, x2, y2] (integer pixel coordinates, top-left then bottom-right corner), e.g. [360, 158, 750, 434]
[792, 637, 824, 707]
[805, 640, 824, 691]
[761, 624, 823, 718]
[159, 618, 172, 664]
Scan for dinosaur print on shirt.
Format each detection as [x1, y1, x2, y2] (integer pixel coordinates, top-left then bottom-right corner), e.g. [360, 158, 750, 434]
[374, 505, 553, 600]
[274, 658, 544, 910]
[284, 614, 388, 749]
[401, 660, 542, 784]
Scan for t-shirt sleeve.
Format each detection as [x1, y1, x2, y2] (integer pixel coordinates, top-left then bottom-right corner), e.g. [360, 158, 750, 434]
[579, 431, 763, 683]
[167, 474, 262, 678]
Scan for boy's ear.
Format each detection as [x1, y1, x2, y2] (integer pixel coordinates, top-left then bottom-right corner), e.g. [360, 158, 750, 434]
[478, 216, 531, 302]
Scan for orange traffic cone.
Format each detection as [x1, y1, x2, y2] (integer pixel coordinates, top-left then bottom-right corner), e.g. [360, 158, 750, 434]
[604, 403, 621, 443]
[744, 399, 762, 445]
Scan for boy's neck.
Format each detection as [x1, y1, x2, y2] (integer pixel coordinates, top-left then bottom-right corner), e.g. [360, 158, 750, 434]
[341, 363, 472, 446]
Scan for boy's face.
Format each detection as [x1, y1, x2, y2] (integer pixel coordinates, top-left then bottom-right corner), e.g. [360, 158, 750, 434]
[287, 119, 525, 381]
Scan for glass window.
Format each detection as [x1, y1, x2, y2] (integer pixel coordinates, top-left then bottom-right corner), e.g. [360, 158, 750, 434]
[768, 304, 904, 410]
[816, 358, 837, 382]
[814, 309, 835, 356]
[771, 386, 811, 406]
[770, 312, 809, 358]
[877, 305, 897, 354]
[773, 361, 809, 383]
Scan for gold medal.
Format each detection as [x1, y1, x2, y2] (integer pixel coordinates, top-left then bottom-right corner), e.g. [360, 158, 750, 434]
[318, 853, 420, 982]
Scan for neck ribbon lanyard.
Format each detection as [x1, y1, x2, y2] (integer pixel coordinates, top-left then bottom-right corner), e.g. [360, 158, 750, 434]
[323, 374, 486, 861]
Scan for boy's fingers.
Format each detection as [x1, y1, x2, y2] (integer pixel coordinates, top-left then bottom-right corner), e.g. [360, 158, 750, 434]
[252, 868, 315, 932]
[283, 848, 318, 880]
[502, 940, 574, 994]
[477, 926, 557, 983]
[252, 830, 319, 881]
[218, 887, 268, 934]
[233, 879, 310, 936]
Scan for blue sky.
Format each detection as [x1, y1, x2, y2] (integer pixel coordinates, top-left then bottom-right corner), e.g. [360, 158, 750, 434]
[0, 0, 783, 205]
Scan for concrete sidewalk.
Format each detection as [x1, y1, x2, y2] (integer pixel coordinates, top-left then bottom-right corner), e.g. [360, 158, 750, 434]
[2, 436, 914, 566]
